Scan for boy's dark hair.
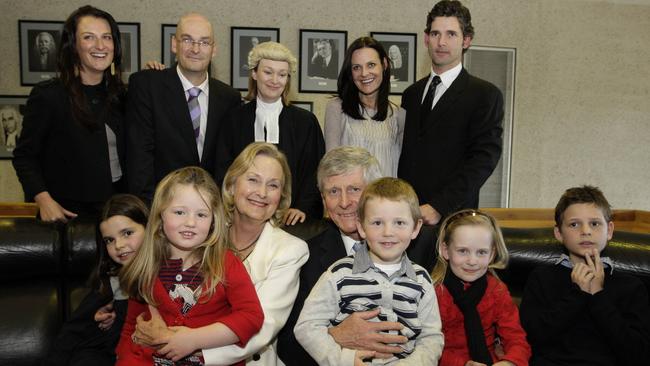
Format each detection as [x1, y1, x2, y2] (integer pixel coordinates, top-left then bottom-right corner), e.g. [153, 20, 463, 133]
[425, 0, 475, 40]
[554, 185, 612, 228]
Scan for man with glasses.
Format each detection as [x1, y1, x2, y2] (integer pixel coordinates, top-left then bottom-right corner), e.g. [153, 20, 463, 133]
[126, 13, 241, 201]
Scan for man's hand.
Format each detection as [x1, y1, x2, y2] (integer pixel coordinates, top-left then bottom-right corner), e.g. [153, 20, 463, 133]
[419, 204, 441, 226]
[94, 301, 116, 331]
[328, 308, 406, 359]
[35, 191, 77, 223]
[354, 349, 376, 366]
[133, 305, 175, 348]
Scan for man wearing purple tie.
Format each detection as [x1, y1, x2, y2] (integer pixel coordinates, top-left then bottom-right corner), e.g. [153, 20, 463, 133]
[126, 13, 240, 201]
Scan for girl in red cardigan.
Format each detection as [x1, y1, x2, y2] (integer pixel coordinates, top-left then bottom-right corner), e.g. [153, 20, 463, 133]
[431, 209, 530, 366]
[116, 167, 264, 365]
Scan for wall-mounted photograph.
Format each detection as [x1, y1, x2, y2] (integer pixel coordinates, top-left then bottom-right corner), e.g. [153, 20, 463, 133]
[161, 24, 177, 67]
[0, 96, 27, 159]
[117, 22, 140, 81]
[291, 101, 313, 113]
[299, 29, 347, 93]
[231, 27, 279, 90]
[19, 20, 64, 86]
[370, 32, 417, 94]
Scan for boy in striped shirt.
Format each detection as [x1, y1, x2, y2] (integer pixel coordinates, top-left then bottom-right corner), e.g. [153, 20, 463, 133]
[295, 177, 443, 365]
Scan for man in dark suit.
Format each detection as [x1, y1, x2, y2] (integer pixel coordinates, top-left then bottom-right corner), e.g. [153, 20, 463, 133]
[278, 146, 437, 365]
[307, 39, 338, 79]
[126, 13, 240, 200]
[398, 0, 503, 226]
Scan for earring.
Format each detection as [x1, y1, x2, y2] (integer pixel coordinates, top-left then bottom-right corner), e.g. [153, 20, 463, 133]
[110, 62, 115, 76]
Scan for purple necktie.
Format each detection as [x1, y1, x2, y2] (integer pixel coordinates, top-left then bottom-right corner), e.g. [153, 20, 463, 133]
[187, 87, 201, 142]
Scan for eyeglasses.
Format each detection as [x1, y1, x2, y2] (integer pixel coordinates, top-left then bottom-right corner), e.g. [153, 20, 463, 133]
[178, 37, 213, 49]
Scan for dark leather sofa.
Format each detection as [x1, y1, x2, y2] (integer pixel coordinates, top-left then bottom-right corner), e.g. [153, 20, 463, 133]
[1, 216, 648, 366]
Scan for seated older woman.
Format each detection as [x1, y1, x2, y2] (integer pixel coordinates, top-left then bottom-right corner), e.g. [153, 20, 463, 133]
[133, 142, 309, 366]
[216, 41, 325, 225]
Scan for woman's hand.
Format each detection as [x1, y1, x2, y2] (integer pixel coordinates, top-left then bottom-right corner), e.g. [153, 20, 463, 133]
[156, 326, 198, 362]
[144, 60, 165, 70]
[34, 191, 77, 223]
[94, 301, 116, 331]
[283, 208, 306, 226]
[133, 305, 175, 348]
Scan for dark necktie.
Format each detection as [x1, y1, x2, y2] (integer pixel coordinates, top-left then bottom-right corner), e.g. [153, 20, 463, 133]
[187, 87, 201, 143]
[420, 75, 441, 125]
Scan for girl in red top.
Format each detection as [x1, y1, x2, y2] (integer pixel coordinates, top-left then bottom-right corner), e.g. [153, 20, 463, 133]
[431, 209, 530, 366]
[116, 167, 264, 366]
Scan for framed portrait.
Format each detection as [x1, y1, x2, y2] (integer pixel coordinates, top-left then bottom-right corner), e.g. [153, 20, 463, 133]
[370, 32, 417, 94]
[299, 29, 347, 93]
[161, 24, 177, 67]
[18, 20, 64, 86]
[0, 96, 28, 159]
[291, 101, 313, 113]
[464, 46, 517, 208]
[231, 27, 280, 90]
[118, 22, 140, 81]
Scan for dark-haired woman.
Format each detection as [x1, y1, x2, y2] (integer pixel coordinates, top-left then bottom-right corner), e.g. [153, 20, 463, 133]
[324, 37, 404, 177]
[13, 5, 126, 222]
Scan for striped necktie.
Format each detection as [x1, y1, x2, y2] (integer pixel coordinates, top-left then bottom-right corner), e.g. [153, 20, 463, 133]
[187, 87, 201, 142]
[353, 241, 364, 253]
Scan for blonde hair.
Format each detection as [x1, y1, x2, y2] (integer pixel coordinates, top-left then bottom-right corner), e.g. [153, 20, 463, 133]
[357, 177, 421, 224]
[222, 142, 292, 227]
[245, 41, 297, 105]
[120, 167, 228, 304]
[431, 209, 509, 284]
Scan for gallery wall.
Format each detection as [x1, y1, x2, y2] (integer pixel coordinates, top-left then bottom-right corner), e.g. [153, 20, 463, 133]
[1, 0, 649, 211]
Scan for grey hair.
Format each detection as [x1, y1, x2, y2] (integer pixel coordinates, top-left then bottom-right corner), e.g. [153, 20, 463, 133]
[317, 146, 383, 192]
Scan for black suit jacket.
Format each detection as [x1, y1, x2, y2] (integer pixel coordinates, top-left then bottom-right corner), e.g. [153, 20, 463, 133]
[13, 79, 123, 206]
[398, 68, 503, 217]
[307, 55, 339, 79]
[126, 67, 241, 200]
[215, 101, 325, 218]
[277, 220, 437, 365]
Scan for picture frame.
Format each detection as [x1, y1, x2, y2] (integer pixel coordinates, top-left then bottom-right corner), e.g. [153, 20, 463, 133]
[231, 27, 280, 91]
[299, 29, 347, 93]
[18, 20, 64, 86]
[464, 46, 517, 208]
[117, 22, 140, 81]
[291, 101, 313, 113]
[0, 95, 28, 159]
[370, 32, 417, 94]
[161, 24, 177, 67]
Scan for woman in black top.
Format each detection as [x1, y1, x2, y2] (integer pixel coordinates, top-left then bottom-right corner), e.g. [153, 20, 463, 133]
[13, 5, 126, 222]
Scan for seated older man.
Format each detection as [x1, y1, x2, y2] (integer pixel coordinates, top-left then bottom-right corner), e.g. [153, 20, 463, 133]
[277, 146, 437, 365]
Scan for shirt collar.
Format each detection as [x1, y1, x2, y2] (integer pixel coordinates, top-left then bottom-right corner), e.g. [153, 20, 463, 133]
[555, 253, 615, 274]
[340, 233, 359, 256]
[352, 242, 417, 281]
[429, 62, 462, 89]
[176, 65, 209, 96]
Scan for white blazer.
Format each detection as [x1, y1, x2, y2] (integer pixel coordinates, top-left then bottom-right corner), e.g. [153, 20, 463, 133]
[203, 222, 309, 366]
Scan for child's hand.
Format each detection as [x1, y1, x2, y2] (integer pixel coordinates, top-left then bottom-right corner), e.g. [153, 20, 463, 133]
[354, 349, 375, 366]
[571, 261, 595, 293]
[94, 301, 116, 331]
[493, 361, 516, 366]
[586, 248, 605, 294]
[156, 326, 197, 361]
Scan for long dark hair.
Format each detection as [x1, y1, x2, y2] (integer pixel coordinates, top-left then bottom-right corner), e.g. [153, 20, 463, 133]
[337, 37, 393, 121]
[58, 5, 124, 130]
[92, 194, 149, 299]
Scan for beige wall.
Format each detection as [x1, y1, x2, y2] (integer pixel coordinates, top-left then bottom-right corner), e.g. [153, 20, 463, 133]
[1, 0, 649, 210]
